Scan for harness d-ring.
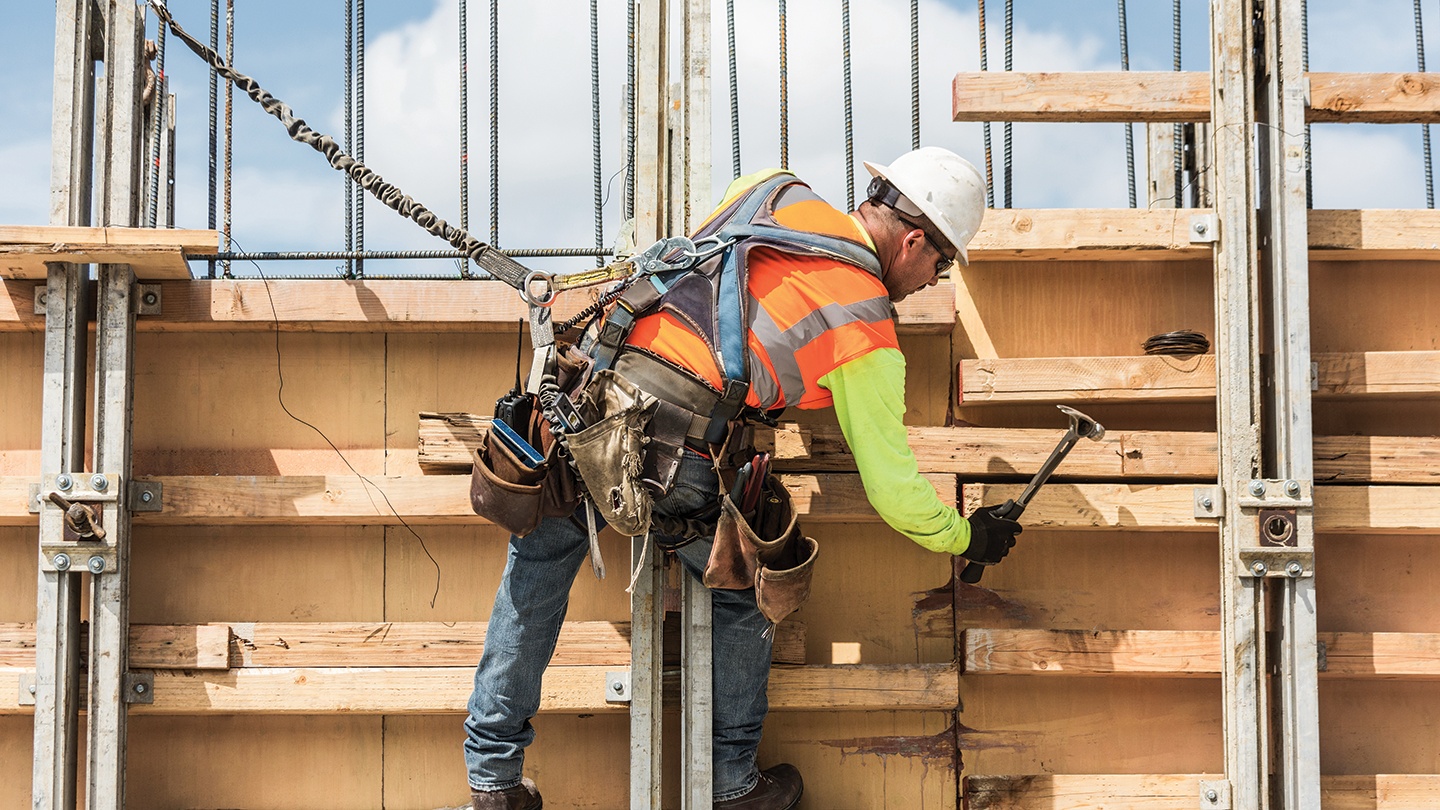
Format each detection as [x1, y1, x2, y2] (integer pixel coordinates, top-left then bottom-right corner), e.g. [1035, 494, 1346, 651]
[520, 270, 558, 307]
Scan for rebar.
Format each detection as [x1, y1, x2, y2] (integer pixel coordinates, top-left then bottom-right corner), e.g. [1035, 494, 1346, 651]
[460, 0, 469, 233]
[1119, 0, 1136, 208]
[1003, 0, 1013, 208]
[779, 0, 788, 170]
[978, 0, 994, 208]
[910, 0, 920, 150]
[354, 0, 366, 276]
[147, 17, 168, 227]
[727, 0, 740, 178]
[192, 248, 612, 261]
[490, 0, 500, 246]
[208, 0, 218, 276]
[625, 0, 636, 219]
[1172, 0, 1183, 207]
[842, 0, 854, 210]
[1302, 0, 1312, 208]
[344, 0, 354, 277]
[591, 0, 604, 266]
[223, 0, 234, 276]
[1417, 0, 1435, 208]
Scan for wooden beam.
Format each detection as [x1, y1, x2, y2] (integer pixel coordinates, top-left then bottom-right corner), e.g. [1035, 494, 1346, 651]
[0, 472, 951, 526]
[960, 352, 1440, 404]
[951, 72, 1440, 125]
[968, 209, 1208, 261]
[1310, 210, 1440, 259]
[0, 620, 806, 668]
[961, 483, 1440, 532]
[952, 72, 1211, 123]
[965, 774, 1440, 810]
[0, 663, 955, 715]
[0, 225, 217, 280]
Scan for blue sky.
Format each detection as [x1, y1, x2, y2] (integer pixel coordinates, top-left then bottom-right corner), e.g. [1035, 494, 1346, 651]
[0, 1, 1433, 276]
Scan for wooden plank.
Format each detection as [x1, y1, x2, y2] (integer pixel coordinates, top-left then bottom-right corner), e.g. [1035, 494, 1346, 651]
[1310, 210, 1440, 259]
[952, 72, 1211, 123]
[0, 623, 230, 670]
[1308, 73, 1440, 123]
[969, 209, 1207, 261]
[966, 774, 1440, 810]
[1316, 350, 1440, 397]
[0, 225, 216, 280]
[419, 414, 1217, 479]
[1321, 632, 1440, 679]
[0, 663, 955, 715]
[962, 483, 1440, 532]
[964, 629, 1221, 677]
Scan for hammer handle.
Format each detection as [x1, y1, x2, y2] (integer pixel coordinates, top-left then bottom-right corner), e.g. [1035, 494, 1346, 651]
[959, 500, 1026, 584]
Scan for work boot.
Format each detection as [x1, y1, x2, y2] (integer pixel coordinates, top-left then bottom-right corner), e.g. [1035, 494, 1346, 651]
[470, 778, 543, 810]
[715, 764, 803, 810]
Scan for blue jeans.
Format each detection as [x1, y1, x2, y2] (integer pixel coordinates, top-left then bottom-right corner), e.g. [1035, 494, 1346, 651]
[464, 450, 773, 801]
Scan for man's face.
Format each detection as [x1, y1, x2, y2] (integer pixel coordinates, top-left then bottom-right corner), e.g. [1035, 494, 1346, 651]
[883, 227, 953, 302]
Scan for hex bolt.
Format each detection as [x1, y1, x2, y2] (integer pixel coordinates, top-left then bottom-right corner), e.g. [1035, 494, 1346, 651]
[1285, 479, 1301, 496]
[56, 474, 73, 491]
[28, 684, 37, 695]
[53, 553, 71, 571]
[88, 556, 105, 574]
[140, 490, 154, 504]
[1194, 221, 1208, 235]
[37, 291, 48, 307]
[1286, 561, 1304, 578]
[1205, 788, 1219, 803]
[91, 474, 108, 491]
[134, 682, 148, 695]
[142, 291, 159, 307]
[1251, 560, 1268, 577]
[611, 681, 624, 693]
[1200, 496, 1214, 510]
[1248, 480, 1267, 497]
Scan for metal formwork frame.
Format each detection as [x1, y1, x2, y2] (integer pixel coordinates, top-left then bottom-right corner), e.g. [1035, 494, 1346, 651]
[34, 2, 147, 808]
[1208, 0, 1320, 807]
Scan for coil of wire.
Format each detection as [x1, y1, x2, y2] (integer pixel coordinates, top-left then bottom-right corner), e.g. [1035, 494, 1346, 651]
[1143, 330, 1210, 356]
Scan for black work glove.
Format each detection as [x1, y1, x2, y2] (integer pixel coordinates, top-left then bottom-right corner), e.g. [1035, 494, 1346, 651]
[961, 507, 1023, 565]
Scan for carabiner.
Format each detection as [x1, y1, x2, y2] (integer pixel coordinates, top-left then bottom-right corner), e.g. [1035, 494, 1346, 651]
[519, 270, 558, 307]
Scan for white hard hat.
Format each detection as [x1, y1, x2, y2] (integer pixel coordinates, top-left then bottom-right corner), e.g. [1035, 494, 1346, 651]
[863, 147, 987, 265]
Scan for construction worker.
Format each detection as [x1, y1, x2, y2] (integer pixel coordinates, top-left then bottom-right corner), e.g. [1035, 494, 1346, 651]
[464, 146, 1022, 810]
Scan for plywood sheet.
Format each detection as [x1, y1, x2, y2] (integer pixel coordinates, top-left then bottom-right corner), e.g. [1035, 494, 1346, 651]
[1311, 261, 1440, 353]
[1316, 534, 1440, 633]
[1320, 681, 1440, 773]
[0, 333, 42, 475]
[0, 528, 36, 622]
[763, 711, 958, 809]
[0, 716, 33, 808]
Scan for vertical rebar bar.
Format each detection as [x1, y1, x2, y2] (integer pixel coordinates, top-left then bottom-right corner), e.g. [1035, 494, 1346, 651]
[355, 0, 366, 275]
[779, 0, 788, 170]
[842, 0, 855, 210]
[208, 0, 218, 276]
[910, 0, 920, 150]
[460, 0, 469, 235]
[223, 0, 233, 276]
[1172, 0, 1183, 207]
[344, 0, 354, 277]
[591, 0, 604, 265]
[1416, 0, 1435, 208]
[1302, 0, 1312, 208]
[626, 0, 636, 221]
[978, 0, 994, 208]
[727, 0, 740, 179]
[490, 0, 499, 246]
[1003, 0, 1013, 208]
[147, 18, 167, 227]
[1119, 0, 1136, 208]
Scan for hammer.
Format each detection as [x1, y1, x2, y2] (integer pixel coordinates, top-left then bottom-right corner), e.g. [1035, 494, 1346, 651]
[960, 405, 1106, 584]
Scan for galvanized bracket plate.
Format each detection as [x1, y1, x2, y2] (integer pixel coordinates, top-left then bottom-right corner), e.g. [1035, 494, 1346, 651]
[33, 286, 47, 315]
[1234, 478, 1313, 510]
[1317, 639, 1329, 672]
[605, 670, 631, 704]
[38, 472, 122, 574]
[1238, 547, 1314, 579]
[123, 671, 155, 704]
[1194, 486, 1224, 518]
[129, 479, 162, 512]
[1199, 779, 1231, 809]
[1233, 479, 1315, 578]
[18, 672, 36, 706]
[1189, 213, 1218, 243]
[135, 283, 161, 315]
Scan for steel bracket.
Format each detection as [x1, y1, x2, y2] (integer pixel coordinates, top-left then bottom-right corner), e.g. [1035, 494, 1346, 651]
[18, 672, 36, 706]
[38, 472, 122, 574]
[1189, 213, 1218, 243]
[1199, 779, 1231, 809]
[1234, 478, 1313, 510]
[33, 286, 48, 316]
[135, 283, 161, 315]
[1193, 486, 1224, 518]
[1317, 639, 1328, 672]
[129, 479, 162, 512]
[123, 672, 155, 704]
[605, 670, 632, 704]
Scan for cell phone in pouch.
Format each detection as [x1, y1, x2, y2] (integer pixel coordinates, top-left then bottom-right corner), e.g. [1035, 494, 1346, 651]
[490, 418, 545, 468]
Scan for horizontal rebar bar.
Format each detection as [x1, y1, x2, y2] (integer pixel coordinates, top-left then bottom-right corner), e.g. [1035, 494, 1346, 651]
[190, 247, 613, 261]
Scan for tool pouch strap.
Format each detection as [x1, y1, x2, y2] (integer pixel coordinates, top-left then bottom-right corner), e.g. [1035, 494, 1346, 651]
[566, 369, 657, 537]
[591, 275, 670, 373]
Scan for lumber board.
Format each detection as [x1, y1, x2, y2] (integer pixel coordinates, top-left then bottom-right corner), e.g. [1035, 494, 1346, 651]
[0, 472, 950, 525]
[951, 72, 1440, 124]
[961, 483, 1440, 532]
[960, 351, 1440, 403]
[418, 414, 1217, 479]
[0, 623, 229, 670]
[963, 629, 1440, 679]
[0, 278, 953, 333]
[0, 225, 217, 280]
[964, 774, 1440, 809]
[968, 209, 1208, 260]
[952, 72, 1211, 123]
[0, 663, 955, 715]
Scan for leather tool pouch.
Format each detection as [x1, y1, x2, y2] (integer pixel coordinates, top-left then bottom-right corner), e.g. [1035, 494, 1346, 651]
[469, 429, 547, 537]
[566, 369, 658, 537]
[704, 473, 818, 625]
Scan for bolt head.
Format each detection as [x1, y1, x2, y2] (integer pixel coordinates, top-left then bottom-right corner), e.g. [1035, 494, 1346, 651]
[1285, 479, 1301, 495]
[140, 490, 154, 503]
[143, 292, 158, 306]
[56, 474, 72, 491]
[1251, 560, 1268, 576]
[611, 681, 624, 693]
[28, 684, 37, 695]
[91, 474, 108, 491]
[1286, 561, 1303, 577]
[1249, 480, 1267, 496]
[134, 682, 147, 694]
[88, 556, 105, 574]
[1200, 496, 1214, 510]
[53, 553, 71, 571]
[1195, 222, 1208, 234]
[1206, 788, 1219, 802]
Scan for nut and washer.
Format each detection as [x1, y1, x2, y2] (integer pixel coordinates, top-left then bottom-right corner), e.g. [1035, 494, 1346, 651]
[91, 474, 108, 491]
[1285, 479, 1301, 496]
[56, 474, 73, 491]
[133, 682, 148, 695]
[1200, 496, 1214, 510]
[1205, 788, 1219, 803]
[1286, 561, 1304, 578]
[88, 556, 106, 574]
[1248, 480, 1267, 497]
[53, 553, 72, 571]
[140, 490, 154, 503]
[1251, 560, 1268, 576]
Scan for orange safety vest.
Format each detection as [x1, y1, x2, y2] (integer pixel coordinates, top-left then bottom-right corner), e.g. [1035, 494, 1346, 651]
[624, 173, 899, 411]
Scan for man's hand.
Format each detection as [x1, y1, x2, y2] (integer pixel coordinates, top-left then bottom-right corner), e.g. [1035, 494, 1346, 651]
[960, 507, 1023, 565]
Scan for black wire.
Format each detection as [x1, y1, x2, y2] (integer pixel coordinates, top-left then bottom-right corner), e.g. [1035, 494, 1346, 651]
[1143, 330, 1210, 356]
[228, 234, 444, 608]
